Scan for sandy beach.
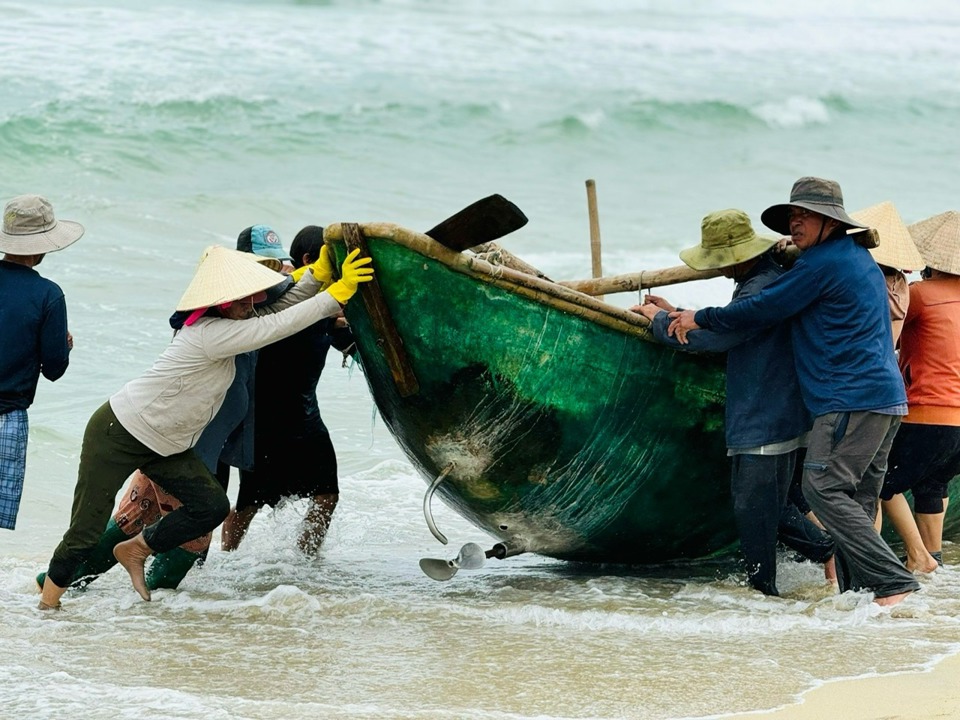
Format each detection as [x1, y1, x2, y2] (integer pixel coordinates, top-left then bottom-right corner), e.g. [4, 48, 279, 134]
[725, 652, 960, 720]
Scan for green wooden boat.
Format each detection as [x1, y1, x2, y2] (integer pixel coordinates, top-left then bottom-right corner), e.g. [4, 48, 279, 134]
[325, 220, 960, 568]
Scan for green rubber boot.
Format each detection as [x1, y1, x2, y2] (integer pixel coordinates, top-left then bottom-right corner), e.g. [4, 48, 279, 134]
[146, 547, 205, 590]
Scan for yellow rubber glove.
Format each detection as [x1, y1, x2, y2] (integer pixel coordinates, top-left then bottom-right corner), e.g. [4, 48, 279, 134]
[290, 265, 307, 282]
[307, 245, 335, 287]
[327, 248, 374, 304]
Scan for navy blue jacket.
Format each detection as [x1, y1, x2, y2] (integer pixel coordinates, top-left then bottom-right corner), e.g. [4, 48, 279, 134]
[0, 261, 70, 413]
[694, 235, 906, 416]
[651, 255, 811, 449]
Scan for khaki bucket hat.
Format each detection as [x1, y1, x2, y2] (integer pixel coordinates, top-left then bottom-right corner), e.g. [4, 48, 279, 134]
[0, 195, 84, 254]
[761, 177, 869, 236]
[907, 211, 960, 275]
[679, 209, 777, 271]
[851, 201, 924, 272]
[176, 245, 287, 312]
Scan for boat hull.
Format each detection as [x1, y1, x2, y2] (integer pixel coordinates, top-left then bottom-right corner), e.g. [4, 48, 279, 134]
[331, 225, 735, 562]
[328, 223, 960, 563]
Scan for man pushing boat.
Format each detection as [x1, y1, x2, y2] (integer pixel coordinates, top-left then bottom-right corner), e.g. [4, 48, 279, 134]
[669, 177, 919, 606]
[633, 208, 834, 596]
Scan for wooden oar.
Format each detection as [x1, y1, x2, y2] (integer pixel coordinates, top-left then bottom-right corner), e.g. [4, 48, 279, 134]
[425, 194, 529, 251]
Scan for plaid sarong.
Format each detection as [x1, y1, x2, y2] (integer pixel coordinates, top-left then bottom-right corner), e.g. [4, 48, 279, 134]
[0, 409, 29, 530]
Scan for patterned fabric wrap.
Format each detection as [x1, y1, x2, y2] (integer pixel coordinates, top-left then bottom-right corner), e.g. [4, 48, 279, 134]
[0, 409, 28, 530]
[114, 470, 212, 554]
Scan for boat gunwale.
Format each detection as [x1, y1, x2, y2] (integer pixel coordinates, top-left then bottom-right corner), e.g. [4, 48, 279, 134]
[324, 222, 661, 341]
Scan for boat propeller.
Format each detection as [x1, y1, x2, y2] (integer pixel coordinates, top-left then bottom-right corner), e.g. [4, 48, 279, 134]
[419, 541, 525, 581]
[419, 464, 527, 581]
[419, 542, 487, 581]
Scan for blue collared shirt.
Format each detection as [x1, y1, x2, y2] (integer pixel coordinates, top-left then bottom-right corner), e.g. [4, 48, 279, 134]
[694, 236, 906, 417]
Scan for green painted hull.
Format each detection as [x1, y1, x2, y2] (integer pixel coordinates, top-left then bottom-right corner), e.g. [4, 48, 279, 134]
[328, 224, 960, 563]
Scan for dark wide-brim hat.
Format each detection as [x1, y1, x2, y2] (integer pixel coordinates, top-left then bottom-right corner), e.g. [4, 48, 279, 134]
[761, 176, 870, 236]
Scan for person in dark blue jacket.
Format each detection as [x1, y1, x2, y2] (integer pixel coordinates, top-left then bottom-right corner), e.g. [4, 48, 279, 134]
[0, 195, 83, 530]
[669, 178, 919, 606]
[634, 209, 834, 596]
[221, 225, 355, 554]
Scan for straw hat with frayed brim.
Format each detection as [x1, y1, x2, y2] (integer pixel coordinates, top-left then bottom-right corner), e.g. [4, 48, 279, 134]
[679, 208, 777, 271]
[0, 194, 84, 255]
[761, 176, 869, 236]
[908, 211, 960, 276]
[850, 201, 925, 272]
[176, 245, 287, 312]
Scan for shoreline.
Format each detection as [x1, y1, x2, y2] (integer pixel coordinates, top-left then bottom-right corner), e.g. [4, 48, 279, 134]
[720, 651, 960, 720]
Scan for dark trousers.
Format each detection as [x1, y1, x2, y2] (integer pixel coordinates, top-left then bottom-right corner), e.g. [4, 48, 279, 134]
[731, 450, 819, 596]
[802, 411, 919, 599]
[47, 402, 230, 587]
[778, 502, 834, 565]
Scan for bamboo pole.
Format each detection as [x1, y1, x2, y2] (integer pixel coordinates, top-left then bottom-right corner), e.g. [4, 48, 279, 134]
[557, 245, 799, 296]
[585, 179, 603, 300]
[558, 265, 721, 296]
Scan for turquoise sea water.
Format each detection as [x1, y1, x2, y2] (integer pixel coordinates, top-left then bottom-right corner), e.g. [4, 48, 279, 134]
[3, 1, 960, 718]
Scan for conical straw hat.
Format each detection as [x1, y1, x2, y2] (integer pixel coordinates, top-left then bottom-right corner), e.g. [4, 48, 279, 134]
[850, 201, 924, 272]
[908, 211, 960, 275]
[176, 245, 287, 311]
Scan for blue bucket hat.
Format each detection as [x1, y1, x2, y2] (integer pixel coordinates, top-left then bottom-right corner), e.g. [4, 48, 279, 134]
[236, 224, 292, 262]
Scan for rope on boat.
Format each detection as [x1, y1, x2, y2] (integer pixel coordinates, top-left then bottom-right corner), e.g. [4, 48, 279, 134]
[423, 463, 456, 545]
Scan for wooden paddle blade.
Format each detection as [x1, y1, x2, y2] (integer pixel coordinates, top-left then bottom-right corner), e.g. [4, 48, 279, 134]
[425, 194, 528, 251]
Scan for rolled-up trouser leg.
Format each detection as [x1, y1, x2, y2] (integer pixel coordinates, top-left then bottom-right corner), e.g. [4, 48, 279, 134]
[730, 452, 795, 596]
[140, 451, 230, 553]
[777, 502, 835, 564]
[47, 403, 159, 587]
[802, 411, 919, 599]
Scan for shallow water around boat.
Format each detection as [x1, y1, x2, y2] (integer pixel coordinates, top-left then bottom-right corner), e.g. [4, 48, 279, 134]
[6, 422, 960, 719]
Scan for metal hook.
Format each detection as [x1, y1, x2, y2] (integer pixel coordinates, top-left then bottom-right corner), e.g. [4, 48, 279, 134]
[423, 463, 455, 545]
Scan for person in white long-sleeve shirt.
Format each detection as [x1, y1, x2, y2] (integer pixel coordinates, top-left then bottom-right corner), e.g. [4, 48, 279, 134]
[39, 244, 371, 609]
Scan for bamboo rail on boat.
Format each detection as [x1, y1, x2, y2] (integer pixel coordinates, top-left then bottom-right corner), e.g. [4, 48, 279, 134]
[557, 245, 799, 296]
[558, 265, 722, 296]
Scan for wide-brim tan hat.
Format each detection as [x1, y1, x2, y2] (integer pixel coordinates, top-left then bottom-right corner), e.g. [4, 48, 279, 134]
[908, 211, 960, 275]
[850, 201, 924, 272]
[176, 245, 287, 311]
[679, 208, 777, 271]
[0, 194, 84, 254]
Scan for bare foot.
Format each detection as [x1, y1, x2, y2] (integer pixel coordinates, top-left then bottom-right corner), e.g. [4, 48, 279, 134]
[113, 534, 153, 601]
[39, 575, 67, 609]
[905, 552, 939, 574]
[824, 555, 838, 585]
[874, 590, 914, 607]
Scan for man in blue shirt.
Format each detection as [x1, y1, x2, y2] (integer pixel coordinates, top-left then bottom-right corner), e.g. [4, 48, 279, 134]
[635, 209, 834, 596]
[0, 195, 83, 529]
[669, 178, 919, 606]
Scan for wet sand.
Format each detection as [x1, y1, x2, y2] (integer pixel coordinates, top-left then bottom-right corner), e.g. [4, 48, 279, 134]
[726, 652, 960, 720]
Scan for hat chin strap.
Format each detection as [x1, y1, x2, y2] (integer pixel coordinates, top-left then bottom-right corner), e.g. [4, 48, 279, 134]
[183, 308, 208, 326]
[813, 217, 828, 246]
[813, 216, 844, 246]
